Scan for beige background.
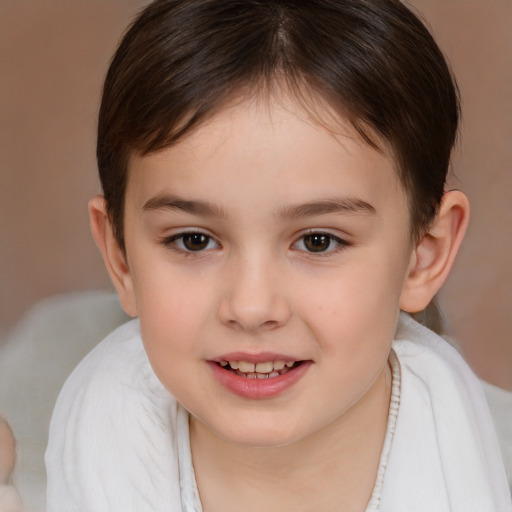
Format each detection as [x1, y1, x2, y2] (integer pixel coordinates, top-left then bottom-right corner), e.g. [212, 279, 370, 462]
[0, 0, 511, 389]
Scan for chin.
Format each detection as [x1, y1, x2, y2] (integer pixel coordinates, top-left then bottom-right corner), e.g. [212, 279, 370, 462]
[211, 417, 308, 449]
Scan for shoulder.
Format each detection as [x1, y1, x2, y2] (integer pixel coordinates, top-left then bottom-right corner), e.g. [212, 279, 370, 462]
[393, 312, 478, 385]
[54, 319, 151, 392]
[45, 317, 178, 433]
[381, 313, 511, 511]
[48, 319, 160, 417]
[391, 313, 498, 454]
[45, 320, 183, 511]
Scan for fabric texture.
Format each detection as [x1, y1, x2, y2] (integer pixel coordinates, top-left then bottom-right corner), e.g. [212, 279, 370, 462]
[366, 351, 400, 511]
[481, 380, 512, 490]
[45, 314, 511, 512]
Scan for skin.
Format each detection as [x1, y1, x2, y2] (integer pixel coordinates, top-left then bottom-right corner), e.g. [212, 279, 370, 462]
[0, 419, 24, 511]
[91, 94, 469, 511]
[0, 418, 15, 484]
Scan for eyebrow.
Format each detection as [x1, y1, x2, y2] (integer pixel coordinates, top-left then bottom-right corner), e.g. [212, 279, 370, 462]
[143, 194, 376, 220]
[143, 195, 227, 218]
[275, 198, 376, 221]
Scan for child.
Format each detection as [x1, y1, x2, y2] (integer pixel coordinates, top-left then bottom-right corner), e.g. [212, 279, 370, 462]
[45, 0, 511, 510]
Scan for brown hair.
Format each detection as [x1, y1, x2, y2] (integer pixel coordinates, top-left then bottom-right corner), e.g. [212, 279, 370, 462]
[97, 0, 459, 249]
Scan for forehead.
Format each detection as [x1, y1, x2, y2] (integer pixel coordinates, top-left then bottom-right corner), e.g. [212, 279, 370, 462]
[126, 94, 406, 218]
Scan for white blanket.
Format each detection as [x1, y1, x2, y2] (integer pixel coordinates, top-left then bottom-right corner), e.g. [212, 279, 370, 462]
[45, 314, 511, 511]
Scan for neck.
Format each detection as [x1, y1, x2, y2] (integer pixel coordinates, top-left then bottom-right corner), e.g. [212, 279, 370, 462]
[190, 362, 392, 512]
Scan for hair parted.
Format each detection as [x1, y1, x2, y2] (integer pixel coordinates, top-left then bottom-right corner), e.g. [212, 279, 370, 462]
[97, 0, 460, 249]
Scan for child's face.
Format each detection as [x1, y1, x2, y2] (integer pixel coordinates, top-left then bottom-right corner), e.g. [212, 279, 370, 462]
[121, 95, 415, 447]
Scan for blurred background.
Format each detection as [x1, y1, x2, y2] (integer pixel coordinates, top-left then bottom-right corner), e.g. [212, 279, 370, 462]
[0, 1, 510, 510]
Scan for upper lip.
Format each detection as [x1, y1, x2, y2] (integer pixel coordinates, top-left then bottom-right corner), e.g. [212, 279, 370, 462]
[211, 352, 304, 363]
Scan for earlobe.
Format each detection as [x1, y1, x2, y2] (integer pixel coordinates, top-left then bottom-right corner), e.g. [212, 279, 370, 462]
[88, 195, 138, 317]
[400, 190, 470, 313]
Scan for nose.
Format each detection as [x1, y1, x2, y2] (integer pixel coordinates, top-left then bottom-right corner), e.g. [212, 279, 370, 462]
[218, 255, 291, 333]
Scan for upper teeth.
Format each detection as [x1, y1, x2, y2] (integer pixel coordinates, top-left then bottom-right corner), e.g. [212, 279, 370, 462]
[220, 360, 294, 373]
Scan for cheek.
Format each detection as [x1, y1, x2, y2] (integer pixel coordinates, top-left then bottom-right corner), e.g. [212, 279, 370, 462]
[300, 256, 405, 359]
[132, 251, 213, 325]
[130, 259, 216, 376]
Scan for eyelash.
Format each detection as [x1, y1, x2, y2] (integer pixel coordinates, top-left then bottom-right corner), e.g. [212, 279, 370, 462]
[161, 230, 350, 257]
[292, 231, 349, 255]
[161, 231, 220, 255]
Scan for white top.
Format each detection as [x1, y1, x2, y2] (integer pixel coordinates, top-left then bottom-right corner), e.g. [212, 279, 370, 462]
[481, 380, 512, 490]
[45, 314, 511, 512]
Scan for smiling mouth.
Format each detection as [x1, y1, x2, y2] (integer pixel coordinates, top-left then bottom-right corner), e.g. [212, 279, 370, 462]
[215, 360, 304, 379]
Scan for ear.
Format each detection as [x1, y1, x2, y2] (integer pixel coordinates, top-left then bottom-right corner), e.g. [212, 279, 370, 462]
[89, 195, 138, 317]
[400, 190, 470, 313]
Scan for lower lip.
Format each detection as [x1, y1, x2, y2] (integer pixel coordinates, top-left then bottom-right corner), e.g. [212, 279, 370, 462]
[208, 361, 312, 399]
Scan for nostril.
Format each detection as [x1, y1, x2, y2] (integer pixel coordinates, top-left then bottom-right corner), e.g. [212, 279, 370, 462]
[219, 301, 291, 332]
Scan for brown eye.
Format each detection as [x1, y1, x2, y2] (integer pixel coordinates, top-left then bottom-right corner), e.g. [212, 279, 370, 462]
[182, 233, 211, 251]
[303, 233, 332, 252]
[165, 232, 219, 253]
